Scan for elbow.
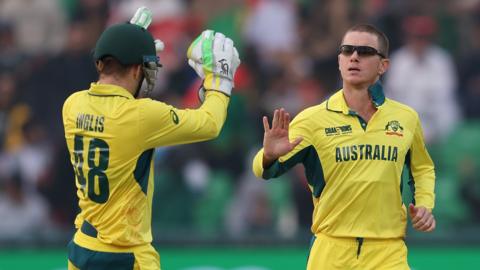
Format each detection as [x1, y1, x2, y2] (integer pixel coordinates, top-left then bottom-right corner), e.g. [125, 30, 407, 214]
[207, 121, 223, 139]
[201, 120, 223, 140]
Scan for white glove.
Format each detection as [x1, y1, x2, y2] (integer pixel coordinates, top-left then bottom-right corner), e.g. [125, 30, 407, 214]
[131, 7, 165, 52]
[187, 30, 240, 101]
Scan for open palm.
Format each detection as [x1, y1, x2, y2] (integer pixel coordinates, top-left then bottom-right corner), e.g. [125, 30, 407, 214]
[263, 108, 303, 162]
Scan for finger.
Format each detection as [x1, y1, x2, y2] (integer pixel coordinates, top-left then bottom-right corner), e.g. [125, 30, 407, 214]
[202, 29, 214, 39]
[414, 212, 430, 230]
[202, 31, 215, 70]
[272, 109, 279, 129]
[233, 47, 240, 63]
[411, 207, 425, 224]
[214, 32, 226, 53]
[408, 203, 416, 217]
[413, 209, 430, 229]
[278, 108, 285, 129]
[418, 214, 434, 231]
[290, 137, 303, 148]
[263, 116, 270, 132]
[425, 218, 436, 232]
[224, 37, 234, 54]
[284, 113, 290, 130]
[188, 59, 196, 69]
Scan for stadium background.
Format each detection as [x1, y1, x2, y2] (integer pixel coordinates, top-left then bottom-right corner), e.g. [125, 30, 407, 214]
[0, 0, 480, 269]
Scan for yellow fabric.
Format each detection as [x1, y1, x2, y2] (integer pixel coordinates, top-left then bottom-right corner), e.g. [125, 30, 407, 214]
[68, 260, 79, 270]
[253, 89, 435, 238]
[63, 83, 229, 248]
[70, 231, 161, 270]
[307, 233, 409, 270]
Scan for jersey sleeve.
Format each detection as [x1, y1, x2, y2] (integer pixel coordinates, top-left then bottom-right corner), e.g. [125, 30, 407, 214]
[409, 117, 436, 210]
[252, 110, 313, 179]
[139, 91, 229, 149]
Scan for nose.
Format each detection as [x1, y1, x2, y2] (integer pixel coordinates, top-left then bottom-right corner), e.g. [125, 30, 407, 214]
[349, 51, 360, 62]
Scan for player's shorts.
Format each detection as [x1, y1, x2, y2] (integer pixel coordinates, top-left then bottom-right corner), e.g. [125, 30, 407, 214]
[306, 233, 410, 270]
[68, 222, 160, 270]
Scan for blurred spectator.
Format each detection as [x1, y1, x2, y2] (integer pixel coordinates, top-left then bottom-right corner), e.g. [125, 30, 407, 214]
[23, 18, 98, 142]
[459, 156, 480, 223]
[385, 15, 461, 144]
[226, 151, 296, 238]
[244, 0, 300, 80]
[0, 72, 30, 152]
[0, 21, 28, 74]
[459, 15, 480, 119]
[13, 117, 53, 194]
[300, 0, 351, 91]
[0, 0, 67, 55]
[0, 170, 50, 242]
[69, 0, 110, 49]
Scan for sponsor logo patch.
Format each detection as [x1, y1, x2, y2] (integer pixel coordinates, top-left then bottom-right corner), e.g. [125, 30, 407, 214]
[325, 125, 352, 136]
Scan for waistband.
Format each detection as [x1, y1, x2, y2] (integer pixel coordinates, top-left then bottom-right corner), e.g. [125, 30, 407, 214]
[314, 232, 404, 247]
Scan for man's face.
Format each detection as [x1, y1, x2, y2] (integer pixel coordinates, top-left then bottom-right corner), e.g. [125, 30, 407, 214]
[338, 31, 388, 88]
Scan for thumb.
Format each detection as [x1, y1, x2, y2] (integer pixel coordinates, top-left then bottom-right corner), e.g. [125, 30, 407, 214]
[409, 203, 416, 216]
[291, 137, 303, 146]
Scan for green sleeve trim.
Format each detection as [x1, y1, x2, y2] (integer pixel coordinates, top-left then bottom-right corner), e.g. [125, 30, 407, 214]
[262, 145, 326, 198]
[133, 149, 154, 195]
[401, 150, 416, 205]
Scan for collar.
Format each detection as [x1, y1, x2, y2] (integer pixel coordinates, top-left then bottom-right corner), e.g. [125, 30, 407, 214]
[88, 83, 134, 99]
[326, 81, 386, 115]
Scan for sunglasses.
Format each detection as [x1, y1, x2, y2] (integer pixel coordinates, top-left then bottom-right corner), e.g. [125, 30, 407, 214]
[339, 45, 386, 58]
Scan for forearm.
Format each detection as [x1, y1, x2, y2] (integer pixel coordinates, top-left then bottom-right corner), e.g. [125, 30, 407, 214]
[195, 91, 230, 138]
[413, 169, 436, 210]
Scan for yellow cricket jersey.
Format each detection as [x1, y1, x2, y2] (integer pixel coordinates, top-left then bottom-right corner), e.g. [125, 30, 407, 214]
[253, 87, 435, 239]
[63, 83, 229, 250]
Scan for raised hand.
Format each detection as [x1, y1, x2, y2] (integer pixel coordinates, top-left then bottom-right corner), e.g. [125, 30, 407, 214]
[262, 108, 303, 168]
[409, 203, 436, 232]
[187, 30, 240, 101]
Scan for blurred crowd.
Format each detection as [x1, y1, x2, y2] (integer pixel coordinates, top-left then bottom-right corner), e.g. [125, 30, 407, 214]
[1, 0, 480, 245]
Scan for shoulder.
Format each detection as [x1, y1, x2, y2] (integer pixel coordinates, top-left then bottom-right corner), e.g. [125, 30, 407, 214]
[63, 90, 88, 110]
[384, 98, 420, 121]
[293, 102, 327, 121]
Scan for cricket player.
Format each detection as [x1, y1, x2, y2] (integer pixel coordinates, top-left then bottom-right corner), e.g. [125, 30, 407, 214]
[252, 24, 436, 269]
[63, 8, 240, 270]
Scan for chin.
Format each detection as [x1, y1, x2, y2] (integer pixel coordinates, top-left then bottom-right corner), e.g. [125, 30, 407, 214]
[344, 76, 375, 88]
[345, 77, 366, 86]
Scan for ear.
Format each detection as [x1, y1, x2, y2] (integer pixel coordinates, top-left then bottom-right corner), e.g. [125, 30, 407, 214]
[338, 54, 341, 71]
[132, 64, 143, 80]
[378, 58, 390, 76]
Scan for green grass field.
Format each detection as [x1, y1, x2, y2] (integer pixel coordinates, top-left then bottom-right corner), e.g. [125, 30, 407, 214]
[0, 246, 479, 270]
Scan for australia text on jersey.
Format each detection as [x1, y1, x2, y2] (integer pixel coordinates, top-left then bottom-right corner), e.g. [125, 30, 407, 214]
[335, 144, 398, 162]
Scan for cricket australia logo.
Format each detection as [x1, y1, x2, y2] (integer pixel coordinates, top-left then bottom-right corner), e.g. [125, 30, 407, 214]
[385, 120, 403, 137]
[218, 59, 229, 76]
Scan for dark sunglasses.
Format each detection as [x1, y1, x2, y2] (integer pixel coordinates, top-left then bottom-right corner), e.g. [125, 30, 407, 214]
[339, 45, 386, 58]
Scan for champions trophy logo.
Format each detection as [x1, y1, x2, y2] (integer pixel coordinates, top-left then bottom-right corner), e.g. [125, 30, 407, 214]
[218, 59, 230, 76]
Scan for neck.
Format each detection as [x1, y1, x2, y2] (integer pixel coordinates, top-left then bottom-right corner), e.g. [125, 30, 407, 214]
[343, 84, 376, 121]
[98, 76, 136, 95]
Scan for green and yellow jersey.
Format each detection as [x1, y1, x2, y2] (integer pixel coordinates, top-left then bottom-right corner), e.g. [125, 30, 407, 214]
[253, 88, 435, 239]
[63, 83, 229, 251]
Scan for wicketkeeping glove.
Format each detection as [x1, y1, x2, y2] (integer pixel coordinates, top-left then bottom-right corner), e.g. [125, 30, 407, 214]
[130, 6, 165, 97]
[187, 30, 240, 101]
